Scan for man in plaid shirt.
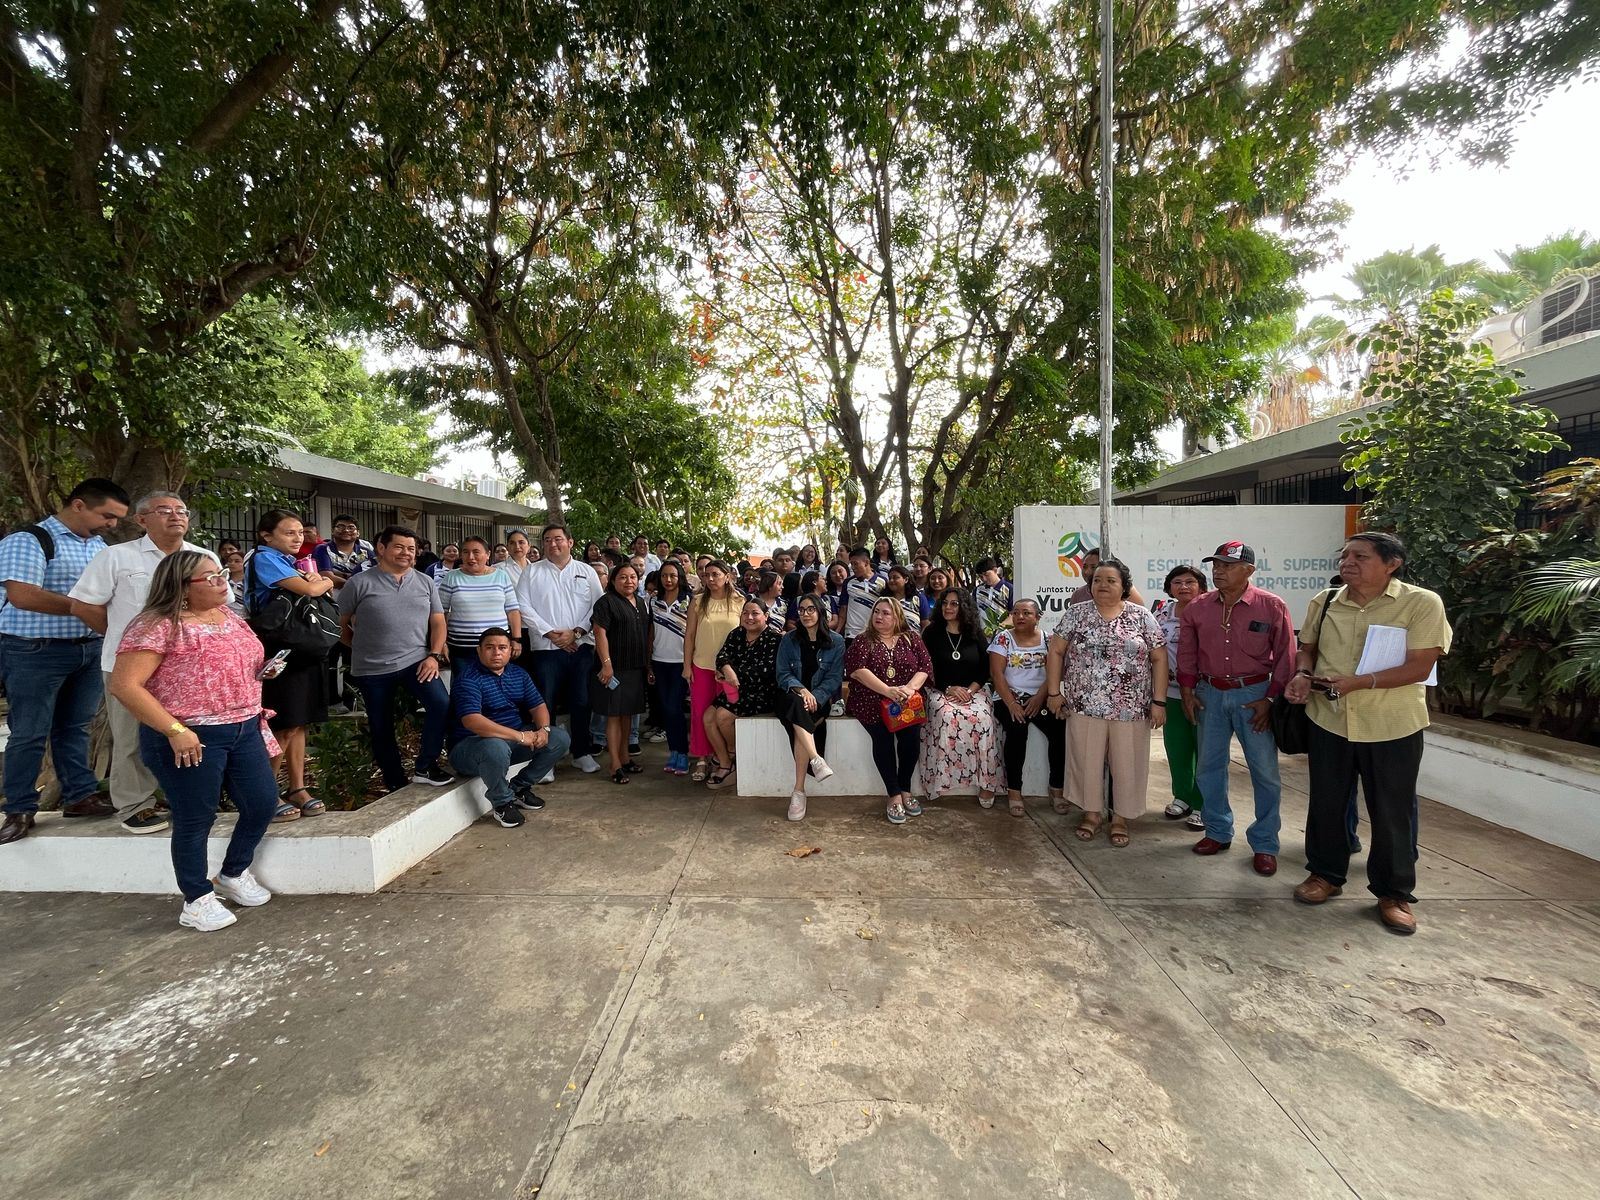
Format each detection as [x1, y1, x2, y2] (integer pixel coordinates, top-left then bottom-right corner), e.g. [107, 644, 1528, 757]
[0, 478, 130, 845]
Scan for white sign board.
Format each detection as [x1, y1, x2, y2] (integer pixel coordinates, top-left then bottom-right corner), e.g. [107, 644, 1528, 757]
[1012, 505, 1351, 626]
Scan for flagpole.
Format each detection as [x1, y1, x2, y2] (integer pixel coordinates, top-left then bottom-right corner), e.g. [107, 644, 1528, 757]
[1097, 0, 1114, 554]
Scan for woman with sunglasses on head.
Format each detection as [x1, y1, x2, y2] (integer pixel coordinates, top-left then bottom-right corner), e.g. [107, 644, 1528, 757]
[921, 588, 1002, 808]
[845, 597, 935, 825]
[111, 552, 286, 931]
[775, 594, 845, 821]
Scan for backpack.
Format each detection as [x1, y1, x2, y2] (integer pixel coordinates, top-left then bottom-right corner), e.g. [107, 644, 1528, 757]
[245, 554, 341, 654]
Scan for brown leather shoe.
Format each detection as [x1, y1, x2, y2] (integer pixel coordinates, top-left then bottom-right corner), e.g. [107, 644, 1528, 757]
[1252, 853, 1278, 876]
[0, 812, 36, 845]
[1293, 874, 1342, 904]
[1378, 898, 1417, 935]
[61, 793, 115, 818]
[1192, 836, 1231, 855]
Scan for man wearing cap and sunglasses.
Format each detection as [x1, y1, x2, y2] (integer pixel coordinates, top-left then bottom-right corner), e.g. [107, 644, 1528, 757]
[1176, 541, 1295, 876]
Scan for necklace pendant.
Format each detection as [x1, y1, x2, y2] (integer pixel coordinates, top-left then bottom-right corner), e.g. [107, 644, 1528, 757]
[952, 650, 962, 661]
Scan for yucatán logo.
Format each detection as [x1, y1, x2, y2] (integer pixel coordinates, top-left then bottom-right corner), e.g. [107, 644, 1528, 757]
[1056, 531, 1100, 580]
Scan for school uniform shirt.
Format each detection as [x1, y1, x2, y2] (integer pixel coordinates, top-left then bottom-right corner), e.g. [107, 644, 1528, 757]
[763, 595, 791, 635]
[650, 593, 691, 664]
[975, 579, 1013, 639]
[842, 572, 886, 638]
[311, 538, 375, 578]
[894, 594, 923, 633]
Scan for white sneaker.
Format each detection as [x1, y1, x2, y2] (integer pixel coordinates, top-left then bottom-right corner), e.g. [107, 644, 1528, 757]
[1185, 810, 1206, 831]
[808, 756, 833, 782]
[539, 769, 556, 785]
[178, 892, 237, 932]
[787, 791, 807, 822]
[572, 755, 600, 774]
[829, 700, 845, 716]
[213, 868, 272, 907]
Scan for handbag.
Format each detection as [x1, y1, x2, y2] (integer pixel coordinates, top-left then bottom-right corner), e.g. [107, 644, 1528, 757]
[1269, 588, 1335, 755]
[246, 555, 341, 654]
[880, 690, 927, 731]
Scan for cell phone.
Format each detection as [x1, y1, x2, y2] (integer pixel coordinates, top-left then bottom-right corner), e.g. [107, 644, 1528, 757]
[258, 649, 292, 680]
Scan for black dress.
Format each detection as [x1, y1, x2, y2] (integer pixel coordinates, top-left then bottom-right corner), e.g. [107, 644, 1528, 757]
[713, 627, 783, 717]
[592, 592, 650, 716]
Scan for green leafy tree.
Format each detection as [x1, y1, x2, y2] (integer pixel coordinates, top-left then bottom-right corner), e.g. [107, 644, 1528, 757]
[1341, 289, 1564, 592]
[1468, 230, 1600, 313]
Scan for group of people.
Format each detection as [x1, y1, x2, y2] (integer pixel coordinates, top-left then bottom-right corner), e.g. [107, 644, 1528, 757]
[1, 490, 1450, 939]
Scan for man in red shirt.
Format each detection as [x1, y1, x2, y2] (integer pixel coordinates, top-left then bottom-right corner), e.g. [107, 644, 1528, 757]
[1177, 542, 1294, 875]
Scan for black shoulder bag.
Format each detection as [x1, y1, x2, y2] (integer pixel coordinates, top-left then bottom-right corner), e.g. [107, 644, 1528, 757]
[1269, 589, 1335, 756]
[246, 554, 341, 654]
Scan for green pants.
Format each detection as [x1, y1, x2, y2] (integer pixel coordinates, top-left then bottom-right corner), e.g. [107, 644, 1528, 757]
[1162, 701, 1204, 807]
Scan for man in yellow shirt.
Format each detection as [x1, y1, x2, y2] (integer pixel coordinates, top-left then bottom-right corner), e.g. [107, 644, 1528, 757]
[1283, 532, 1452, 935]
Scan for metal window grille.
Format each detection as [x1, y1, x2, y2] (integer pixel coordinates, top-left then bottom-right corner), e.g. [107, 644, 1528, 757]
[326, 498, 402, 543]
[1253, 467, 1368, 507]
[195, 487, 314, 549]
[1166, 489, 1239, 506]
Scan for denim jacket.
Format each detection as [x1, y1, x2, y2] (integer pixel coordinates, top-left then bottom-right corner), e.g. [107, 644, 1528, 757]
[776, 630, 845, 706]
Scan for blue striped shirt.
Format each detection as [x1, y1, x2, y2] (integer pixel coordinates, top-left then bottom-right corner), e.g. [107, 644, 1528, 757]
[437, 567, 518, 642]
[0, 515, 107, 639]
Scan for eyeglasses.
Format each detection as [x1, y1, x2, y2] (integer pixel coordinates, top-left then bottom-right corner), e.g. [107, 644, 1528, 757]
[188, 570, 228, 585]
[144, 506, 189, 518]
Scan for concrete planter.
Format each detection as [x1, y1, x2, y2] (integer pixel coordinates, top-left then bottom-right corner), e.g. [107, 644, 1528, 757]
[1421, 715, 1600, 860]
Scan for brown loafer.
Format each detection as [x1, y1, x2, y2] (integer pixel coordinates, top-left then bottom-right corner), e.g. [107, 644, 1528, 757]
[1293, 874, 1342, 904]
[1378, 897, 1416, 935]
[61, 793, 115, 818]
[1252, 853, 1278, 876]
[0, 812, 36, 845]
[1192, 836, 1231, 856]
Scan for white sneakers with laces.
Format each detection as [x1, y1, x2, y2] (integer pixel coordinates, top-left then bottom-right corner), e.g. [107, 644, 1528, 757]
[808, 757, 833, 781]
[787, 791, 807, 822]
[178, 892, 237, 932]
[213, 868, 272, 907]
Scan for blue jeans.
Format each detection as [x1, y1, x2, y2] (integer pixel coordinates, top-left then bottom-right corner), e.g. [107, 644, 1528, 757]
[528, 645, 595, 758]
[0, 634, 103, 814]
[352, 661, 451, 792]
[652, 660, 689, 754]
[448, 726, 572, 807]
[1194, 679, 1282, 853]
[139, 720, 278, 901]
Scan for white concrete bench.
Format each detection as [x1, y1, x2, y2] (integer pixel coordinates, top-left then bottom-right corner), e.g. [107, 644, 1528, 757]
[734, 716, 1054, 798]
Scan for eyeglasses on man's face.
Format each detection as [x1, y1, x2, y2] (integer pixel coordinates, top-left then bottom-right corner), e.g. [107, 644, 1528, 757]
[144, 506, 189, 519]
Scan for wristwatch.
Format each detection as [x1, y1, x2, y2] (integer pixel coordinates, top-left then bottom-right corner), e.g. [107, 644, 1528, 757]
[431, 652, 448, 665]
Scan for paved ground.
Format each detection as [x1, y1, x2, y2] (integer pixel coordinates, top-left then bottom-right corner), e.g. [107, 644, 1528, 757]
[4, 742, 1600, 1200]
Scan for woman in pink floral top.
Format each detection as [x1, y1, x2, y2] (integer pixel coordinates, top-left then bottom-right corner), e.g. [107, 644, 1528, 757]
[844, 598, 935, 824]
[1045, 558, 1168, 847]
[110, 551, 284, 932]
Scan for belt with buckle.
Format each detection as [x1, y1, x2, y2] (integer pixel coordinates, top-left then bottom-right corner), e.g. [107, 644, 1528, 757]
[1202, 673, 1269, 690]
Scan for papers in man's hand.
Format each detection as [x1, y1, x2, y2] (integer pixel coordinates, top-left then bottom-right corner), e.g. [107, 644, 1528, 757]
[1355, 624, 1436, 686]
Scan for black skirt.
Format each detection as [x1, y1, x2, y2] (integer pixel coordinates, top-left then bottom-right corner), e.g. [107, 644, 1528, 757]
[262, 644, 329, 730]
[592, 667, 648, 716]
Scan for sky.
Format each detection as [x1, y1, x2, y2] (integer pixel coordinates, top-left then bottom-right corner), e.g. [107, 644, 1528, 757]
[432, 73, 1600, 496]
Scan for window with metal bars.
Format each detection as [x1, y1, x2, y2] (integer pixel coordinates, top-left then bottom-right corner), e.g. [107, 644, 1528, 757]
[326, 497, 402, 542]
[195, 488, 314, 549]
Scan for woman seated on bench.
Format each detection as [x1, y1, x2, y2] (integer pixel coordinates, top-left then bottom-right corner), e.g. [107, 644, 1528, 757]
[704, 599, 783, 790]
[775, 594, 844, 822]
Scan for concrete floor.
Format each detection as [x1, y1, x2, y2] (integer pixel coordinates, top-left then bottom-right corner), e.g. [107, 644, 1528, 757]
[4, 742, 1600, 1199]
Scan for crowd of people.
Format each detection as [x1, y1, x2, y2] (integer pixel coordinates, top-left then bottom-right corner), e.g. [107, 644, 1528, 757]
[0, 485, 1451, 939]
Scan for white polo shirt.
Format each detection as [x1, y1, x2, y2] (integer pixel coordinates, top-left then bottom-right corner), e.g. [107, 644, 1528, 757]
[69, 536, 218, 671]
[515, 556, 604, 651]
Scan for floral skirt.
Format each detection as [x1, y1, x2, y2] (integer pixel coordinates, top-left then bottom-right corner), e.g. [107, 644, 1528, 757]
[921, 691, 1004, 796]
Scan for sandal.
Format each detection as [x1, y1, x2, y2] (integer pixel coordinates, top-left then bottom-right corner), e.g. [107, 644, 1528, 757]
[270, 800, 302, 823]
[1050, 791, 1070, 814]
[611, 769, 631, 785]
[1007, 792, 1026, 817]
[707, 763, 736, 790]
[622, 761, 644, 775]
[690, 759, 709, 783]
[1075, 813, 1103, 841]
[285, 786, 325, 815]
[1108, 817, 1130, 848]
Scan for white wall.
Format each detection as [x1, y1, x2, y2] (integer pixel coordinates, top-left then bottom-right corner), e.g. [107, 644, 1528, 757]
[1012, 505, 1350, 625]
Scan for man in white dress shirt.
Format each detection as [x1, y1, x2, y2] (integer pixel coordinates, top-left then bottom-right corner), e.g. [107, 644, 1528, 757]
[68, 492, 217, 833]
[515, 523, 604, 772]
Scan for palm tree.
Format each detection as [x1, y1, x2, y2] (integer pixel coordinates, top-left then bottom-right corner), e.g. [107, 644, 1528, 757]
[1470, 230, 1600, 313]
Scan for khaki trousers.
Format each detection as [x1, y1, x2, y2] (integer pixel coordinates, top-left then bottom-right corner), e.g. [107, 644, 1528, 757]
[104, 671, 159, 819]
[1068, 713, 1152, 819]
